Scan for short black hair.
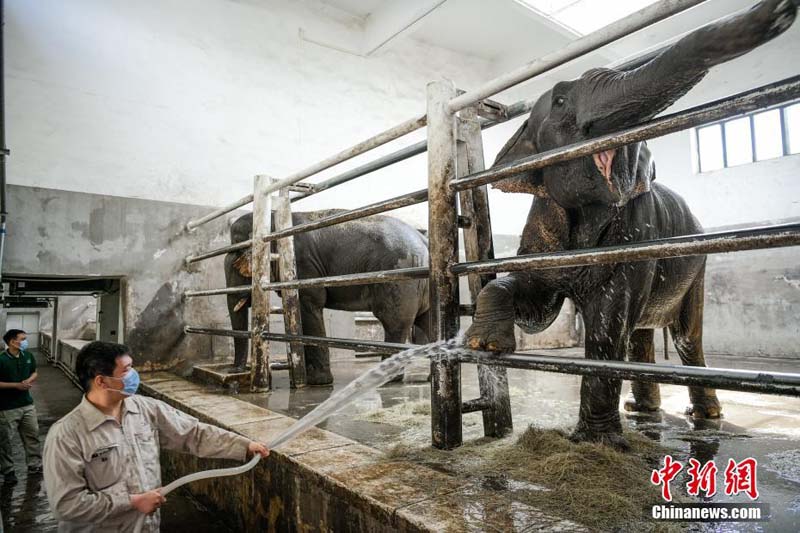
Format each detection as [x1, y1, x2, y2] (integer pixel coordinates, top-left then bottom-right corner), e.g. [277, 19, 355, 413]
[3, 329, 26, 346]
[75, 341, 131, 392]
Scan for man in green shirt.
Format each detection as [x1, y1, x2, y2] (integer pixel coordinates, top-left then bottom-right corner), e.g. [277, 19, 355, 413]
[0, 328, 42, 483]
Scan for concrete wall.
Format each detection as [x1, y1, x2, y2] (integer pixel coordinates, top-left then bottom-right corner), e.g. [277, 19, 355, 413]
[4, 184, 236, 367]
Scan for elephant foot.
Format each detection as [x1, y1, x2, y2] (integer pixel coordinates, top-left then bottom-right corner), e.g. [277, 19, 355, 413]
[623, 393, 661, 413]
[569, 427, 631, 452]
[306, 368, 334, 386]
[465, 318, 516, 353]
[685, 400, 722, 420]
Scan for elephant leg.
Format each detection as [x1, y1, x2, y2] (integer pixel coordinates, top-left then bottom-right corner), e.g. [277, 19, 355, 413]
[571, 264, 652, 451]
[227, 295, 250, 371]
[372, 290, 418, 383]
[412, 309, 431, 345]
[300, 296, 333, 386]
[225, 252, 251, 371]
[669, 266, 721, 419]
[623, 329, 661, 413]
[380, 322, 413, 384]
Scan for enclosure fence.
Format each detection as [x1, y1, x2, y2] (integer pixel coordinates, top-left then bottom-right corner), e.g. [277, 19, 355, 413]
[181, 0, 800, 449]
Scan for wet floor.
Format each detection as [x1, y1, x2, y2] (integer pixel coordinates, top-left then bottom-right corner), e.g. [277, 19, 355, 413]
[1, 351, 232, 533]
[238, 348, 800, 532]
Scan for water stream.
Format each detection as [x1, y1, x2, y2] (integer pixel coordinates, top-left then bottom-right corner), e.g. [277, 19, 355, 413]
[160, 338, 472, 497]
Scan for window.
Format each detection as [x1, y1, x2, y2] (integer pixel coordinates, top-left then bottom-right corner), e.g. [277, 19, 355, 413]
[515, 0, 661, 35]
[696, 101, 800, 172]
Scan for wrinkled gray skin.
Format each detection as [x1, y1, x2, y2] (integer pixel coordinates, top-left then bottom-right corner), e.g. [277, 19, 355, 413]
[226, 211, 430, 385]
[466, 0, 797, 450]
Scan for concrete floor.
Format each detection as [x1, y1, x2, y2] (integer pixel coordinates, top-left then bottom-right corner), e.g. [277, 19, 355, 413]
[237, 347, 800, 532]
[0, 351, 233, 533]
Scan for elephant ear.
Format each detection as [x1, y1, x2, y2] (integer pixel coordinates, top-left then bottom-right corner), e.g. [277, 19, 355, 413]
[627, 142, 656, 201]
[491, 119, 549, 198]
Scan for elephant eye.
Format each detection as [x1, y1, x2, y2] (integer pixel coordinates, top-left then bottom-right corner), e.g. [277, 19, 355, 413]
[554, 96, 565, 107]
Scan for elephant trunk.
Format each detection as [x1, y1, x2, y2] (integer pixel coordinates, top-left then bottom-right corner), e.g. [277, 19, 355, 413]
[579, 0, 796, 135]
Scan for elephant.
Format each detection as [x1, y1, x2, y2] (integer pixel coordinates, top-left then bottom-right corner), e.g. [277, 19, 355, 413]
[225, 210, 431, 385]
[465, 0, 797, 449]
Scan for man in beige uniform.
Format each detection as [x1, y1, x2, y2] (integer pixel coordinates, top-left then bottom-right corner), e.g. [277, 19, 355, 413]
[43, 341, 269, 532]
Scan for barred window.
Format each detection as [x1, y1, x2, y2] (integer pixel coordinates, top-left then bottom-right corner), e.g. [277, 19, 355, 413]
[695, 101, 800, 172]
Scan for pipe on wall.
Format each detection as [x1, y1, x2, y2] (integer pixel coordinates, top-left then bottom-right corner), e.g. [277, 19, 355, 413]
[0, 0, 7, 288]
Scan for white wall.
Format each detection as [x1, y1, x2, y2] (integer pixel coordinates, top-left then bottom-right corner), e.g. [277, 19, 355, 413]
[644, 12, 800, 229]
[5, 0, 491, 228]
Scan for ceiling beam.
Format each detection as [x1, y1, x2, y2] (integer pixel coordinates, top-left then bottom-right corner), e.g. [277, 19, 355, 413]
[362, 0, 448, 56]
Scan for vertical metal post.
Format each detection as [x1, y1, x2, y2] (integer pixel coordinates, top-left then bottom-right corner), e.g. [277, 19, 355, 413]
[250, 175, 272, 392]
[427, 80, 462, 450]
[51, 297, 59, 364]
[456, 108, 513, 438]
[274, 186, 307, 388]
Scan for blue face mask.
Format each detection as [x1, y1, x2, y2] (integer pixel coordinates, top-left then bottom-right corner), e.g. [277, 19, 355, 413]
[18, 339, 29, 351]
[107, 368, 140, 396]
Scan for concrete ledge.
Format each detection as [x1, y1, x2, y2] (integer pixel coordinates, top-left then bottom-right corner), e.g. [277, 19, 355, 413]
[193, 362, 251, 388]
[142, 372, 586, 532]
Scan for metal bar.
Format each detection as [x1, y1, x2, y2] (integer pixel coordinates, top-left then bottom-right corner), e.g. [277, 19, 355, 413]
[780, 104, 790, 157]
[291, 141, 428, 201]
[720, 119, 728, 168]
[52, 297, 59, 364]
[427, 79, 462, 450]
[258, 329, 800, 396]
[270, 361, 291, 371]
[462, 398, 491, 414]
[456, 107, 512, 439]
[185, 194, 254, 232]
[290, 98, 538, 204]
[451, 76, 800, 191]
[264, 189, 428, 243]
[186, 190, 427, 265]
[185, 240, 252, 265]
[184, 326, 253, 339]
[452, 223, 800, 276]
[185, 114, 427, 230]
[249, 174, 272, 391]
[447, 0, 706, 113]
[458, 352, 800, 397]
[261, 266, 428, 291]
[354, 352, 383, 359]
[261, 331, 412, 354]
[274, 187, 307, 388]
[184, 285, 251, 298]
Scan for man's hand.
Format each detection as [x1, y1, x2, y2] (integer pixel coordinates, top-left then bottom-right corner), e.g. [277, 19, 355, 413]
[130, 490, 165, 514]
[247, 441, 269, 458]
[16, 382, 32, 390]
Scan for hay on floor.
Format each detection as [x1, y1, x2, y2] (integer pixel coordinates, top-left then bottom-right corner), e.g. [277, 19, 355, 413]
[384, 425, 686, 532]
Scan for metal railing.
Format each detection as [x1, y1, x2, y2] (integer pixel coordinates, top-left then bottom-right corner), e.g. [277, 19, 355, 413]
[179, 0, 800, 450]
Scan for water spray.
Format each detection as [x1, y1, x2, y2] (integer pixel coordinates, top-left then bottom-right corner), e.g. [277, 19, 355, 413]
[135, 338, 463, 531]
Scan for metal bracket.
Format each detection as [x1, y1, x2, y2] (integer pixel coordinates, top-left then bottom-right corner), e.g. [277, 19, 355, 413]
[288, 183, 317, 193]
[476, 98, 509, 122]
